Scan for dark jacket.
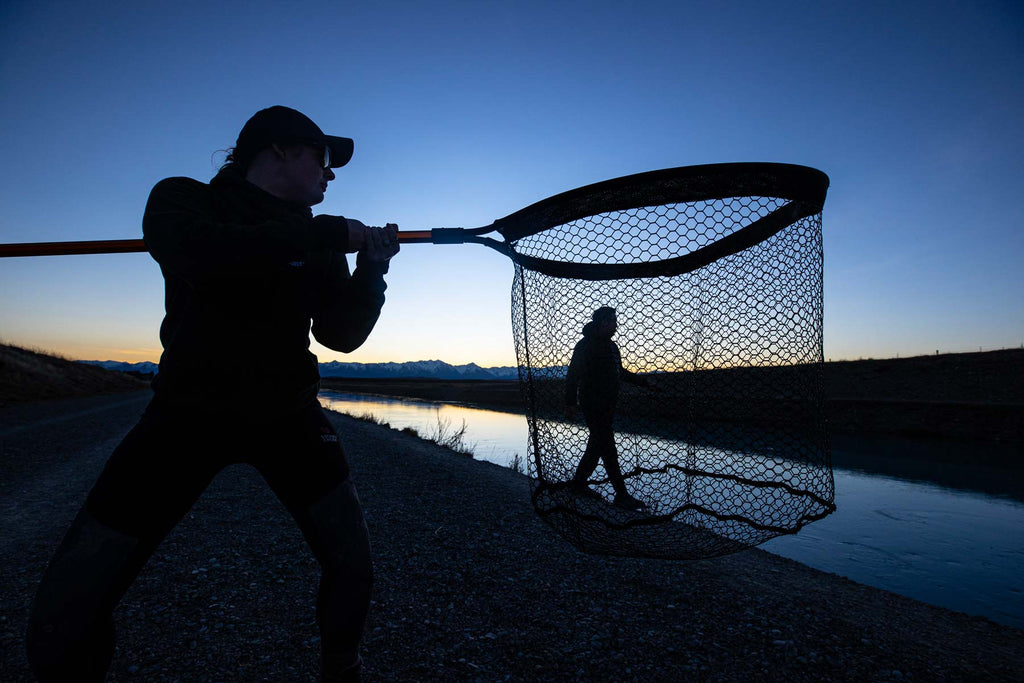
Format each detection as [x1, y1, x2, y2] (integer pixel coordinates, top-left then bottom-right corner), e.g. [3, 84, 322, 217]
[564, 320, 645, 415]
[142, 167, 388, 415]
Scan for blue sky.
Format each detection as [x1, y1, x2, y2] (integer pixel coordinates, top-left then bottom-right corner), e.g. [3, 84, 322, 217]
[2, 1, 1022, 366]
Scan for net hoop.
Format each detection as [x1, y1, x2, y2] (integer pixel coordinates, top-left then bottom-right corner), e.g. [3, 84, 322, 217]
[496, 162, 828, 280]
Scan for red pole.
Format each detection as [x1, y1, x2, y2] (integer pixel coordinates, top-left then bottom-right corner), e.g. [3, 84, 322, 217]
[0, 231, 435, 257]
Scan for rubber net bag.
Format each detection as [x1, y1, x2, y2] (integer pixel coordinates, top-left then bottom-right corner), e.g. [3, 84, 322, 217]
[503, 163, 833, 559]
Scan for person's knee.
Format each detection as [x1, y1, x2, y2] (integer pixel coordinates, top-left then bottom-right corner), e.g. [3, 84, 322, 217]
[306, 480, 373, 589]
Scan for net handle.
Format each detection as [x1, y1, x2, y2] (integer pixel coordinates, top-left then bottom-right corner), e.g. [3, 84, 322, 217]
[0, 239, 149, 257]
[0, 229, 503, 258]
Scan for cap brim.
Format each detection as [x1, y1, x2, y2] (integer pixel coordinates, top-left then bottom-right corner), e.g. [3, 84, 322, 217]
[324, 136, 354, 168]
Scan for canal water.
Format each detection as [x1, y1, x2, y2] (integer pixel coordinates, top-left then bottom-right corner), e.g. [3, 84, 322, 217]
[319, 390, 1024, 630]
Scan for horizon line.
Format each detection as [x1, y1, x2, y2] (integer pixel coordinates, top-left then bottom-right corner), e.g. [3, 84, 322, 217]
[68, 344, 1024, 370]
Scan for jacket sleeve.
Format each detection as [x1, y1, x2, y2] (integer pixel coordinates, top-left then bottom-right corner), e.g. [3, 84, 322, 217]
[311, 251, 389, 353]
[565, 340, 584, 406]
[142, 177, 349, 284]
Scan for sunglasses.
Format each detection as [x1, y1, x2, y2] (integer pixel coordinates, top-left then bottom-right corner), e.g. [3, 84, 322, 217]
[312, 144, 331, 169]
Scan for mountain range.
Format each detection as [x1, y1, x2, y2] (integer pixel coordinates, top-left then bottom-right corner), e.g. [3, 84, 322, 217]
[80, 359, 520, 381]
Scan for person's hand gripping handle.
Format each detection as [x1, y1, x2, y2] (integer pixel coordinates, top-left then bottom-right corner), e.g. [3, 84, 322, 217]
[347, 220, 400, 262]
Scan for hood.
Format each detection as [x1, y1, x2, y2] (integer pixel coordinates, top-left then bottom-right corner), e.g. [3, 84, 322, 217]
[582, 320, 613, 339]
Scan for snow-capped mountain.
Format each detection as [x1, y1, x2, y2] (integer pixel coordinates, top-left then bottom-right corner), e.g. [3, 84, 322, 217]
[79, 359, 519, 381]
[80, 360, 159, 375]
[319, 360, 518, 380]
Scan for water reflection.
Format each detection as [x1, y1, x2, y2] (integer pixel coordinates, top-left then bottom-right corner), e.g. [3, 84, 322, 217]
[829, 433, 1024, 503]
[762, 472, 1024, 630]
[319, 391, 529, 467]
[319, 390, 1024, 629]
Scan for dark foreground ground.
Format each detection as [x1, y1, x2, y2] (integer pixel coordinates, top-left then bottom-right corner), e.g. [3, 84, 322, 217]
[2, 392, 1022, 682]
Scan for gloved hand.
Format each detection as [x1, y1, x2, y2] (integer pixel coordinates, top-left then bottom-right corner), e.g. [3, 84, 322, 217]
[347, 219, 400, 262]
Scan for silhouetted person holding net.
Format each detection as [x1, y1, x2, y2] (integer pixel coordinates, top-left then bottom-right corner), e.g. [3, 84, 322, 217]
[26, 106, 398, 682]
[564, 306, 649, 511]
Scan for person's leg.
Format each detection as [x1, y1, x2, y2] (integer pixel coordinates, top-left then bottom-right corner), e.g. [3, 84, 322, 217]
[579, 407, 644, 509]
[592, 424, 628, 496]
[571, 427, 602, 487]
[574, 407, 620, 489]
[255, 406, 372, 683]
[305, 480, 372, 682]
[26, 408, 221, 682]
[602, 438, 645, 509]
[25, 507, 139, 681]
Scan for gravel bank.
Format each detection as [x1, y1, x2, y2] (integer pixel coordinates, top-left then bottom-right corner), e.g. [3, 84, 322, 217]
[2, 392, 1022, 681]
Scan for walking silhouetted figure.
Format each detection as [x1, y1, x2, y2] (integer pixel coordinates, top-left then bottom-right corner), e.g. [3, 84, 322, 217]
[564, 306, 649, 511]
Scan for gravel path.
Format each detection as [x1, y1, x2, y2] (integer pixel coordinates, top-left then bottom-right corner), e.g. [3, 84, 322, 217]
[2, 392, 1022, 682]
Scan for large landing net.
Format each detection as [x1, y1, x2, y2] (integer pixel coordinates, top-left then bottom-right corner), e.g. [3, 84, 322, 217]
[507, 164, 833, 559]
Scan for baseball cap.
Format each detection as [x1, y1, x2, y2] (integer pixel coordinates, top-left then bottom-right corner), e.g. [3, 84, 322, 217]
[233, 106, 354, 170]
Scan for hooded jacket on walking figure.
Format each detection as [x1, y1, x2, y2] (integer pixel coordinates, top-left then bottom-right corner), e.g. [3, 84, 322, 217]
[564, 316, 646, 420]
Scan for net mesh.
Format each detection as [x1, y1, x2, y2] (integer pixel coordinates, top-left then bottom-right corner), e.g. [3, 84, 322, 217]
[509, 190, 833, 560]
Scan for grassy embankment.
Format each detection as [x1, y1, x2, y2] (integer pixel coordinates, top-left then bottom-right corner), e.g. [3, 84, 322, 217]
[0, 343, 148, 406]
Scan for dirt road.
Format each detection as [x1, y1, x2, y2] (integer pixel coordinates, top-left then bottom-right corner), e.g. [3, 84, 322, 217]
[2, 392, 1021, 681]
